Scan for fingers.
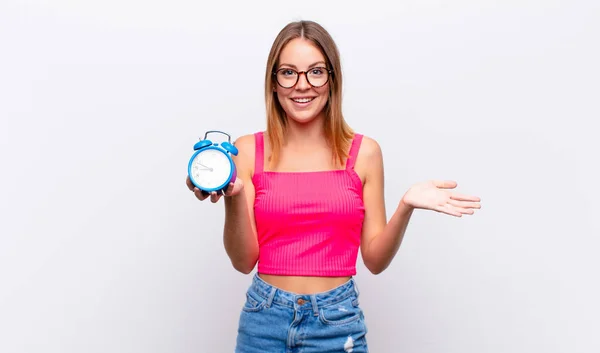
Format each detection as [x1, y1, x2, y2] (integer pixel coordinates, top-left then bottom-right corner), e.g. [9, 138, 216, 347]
[193, 187, 210, 201]
[186, 176, 195, 191]
[193, 188, 222, 203]
[450, 193, 481, 202]
[223, 179, 243, 197]
[456, 207, 475, 215]
[187, 176, 210, 201]
[436, 201, 479, 217]
[447, 199, 481, 210]
[210, 190, 223, 203]
[222, 182, 235, 197]
[187, 175, 225, 202]
[435, 204, 463, 217]
[433, 180, 457, 189]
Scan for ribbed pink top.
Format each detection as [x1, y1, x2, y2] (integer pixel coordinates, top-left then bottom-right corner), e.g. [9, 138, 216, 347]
[252, 132, 365, 277]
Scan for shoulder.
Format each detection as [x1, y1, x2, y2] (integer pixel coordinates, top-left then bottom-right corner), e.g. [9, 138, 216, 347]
[232, 132, 259, 175]
[353, 134, 383, 184]
[348, 133, 383, 185]
[356, 134, 383, 163]
[233, 133, 257, 153]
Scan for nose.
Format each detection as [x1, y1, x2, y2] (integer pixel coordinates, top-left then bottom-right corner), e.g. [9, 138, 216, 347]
[295, 71, 311, 90]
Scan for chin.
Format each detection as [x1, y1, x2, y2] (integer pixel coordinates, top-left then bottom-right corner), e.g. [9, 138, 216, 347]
[287, 112, 321, 124]
[284, 105, 327, 125]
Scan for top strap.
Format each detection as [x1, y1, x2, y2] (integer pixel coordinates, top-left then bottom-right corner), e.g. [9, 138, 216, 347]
[345, 133, 363, 170]
[254, 131, 264, 174]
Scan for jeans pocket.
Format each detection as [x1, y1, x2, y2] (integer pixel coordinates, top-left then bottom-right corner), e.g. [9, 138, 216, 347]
[318, 297, 362, 326]
[241, 291, 267, 313]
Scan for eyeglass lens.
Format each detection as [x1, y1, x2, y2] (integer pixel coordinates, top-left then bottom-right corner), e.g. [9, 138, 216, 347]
[275, 67, 329, 88]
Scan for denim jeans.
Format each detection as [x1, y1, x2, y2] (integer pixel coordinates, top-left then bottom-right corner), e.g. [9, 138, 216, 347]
[235, 273, 369, 353]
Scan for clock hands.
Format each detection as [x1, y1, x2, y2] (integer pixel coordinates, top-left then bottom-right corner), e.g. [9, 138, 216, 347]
[196, 162, 213, 172]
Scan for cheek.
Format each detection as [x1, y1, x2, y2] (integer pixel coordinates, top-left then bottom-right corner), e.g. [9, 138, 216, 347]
[316, 87, 330, 105]
[275, 88, 292, 104]
[316, 83, 329, 98]
[275, 95, 288, 111]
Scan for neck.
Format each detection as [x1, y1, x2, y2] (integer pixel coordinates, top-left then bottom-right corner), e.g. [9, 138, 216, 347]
[283, 113, 327, 147]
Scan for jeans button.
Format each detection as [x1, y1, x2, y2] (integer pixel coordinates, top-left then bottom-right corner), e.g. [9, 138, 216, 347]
[297, 298, 306, 305]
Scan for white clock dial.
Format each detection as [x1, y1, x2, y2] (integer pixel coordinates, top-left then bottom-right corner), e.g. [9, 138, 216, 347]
[191, 149, 232, 189]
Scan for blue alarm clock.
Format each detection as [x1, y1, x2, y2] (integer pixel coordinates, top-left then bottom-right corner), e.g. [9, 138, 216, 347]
[188, 130, 238, 194]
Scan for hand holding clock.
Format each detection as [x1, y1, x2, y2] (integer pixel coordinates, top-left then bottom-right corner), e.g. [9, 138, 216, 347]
[186, 176, 244, 203]
[186, 131, 241, 203]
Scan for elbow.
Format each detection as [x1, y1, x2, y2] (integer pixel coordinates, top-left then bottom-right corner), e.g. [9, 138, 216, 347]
[369, 267, 384, 275]
[367, 265, 386, 275]
[232, 259, 257, 275]
[364, 258, 389, 275]
[234, 265, 255, 275]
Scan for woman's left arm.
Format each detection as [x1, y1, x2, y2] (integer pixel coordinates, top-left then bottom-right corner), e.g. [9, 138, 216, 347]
[358, 137, 481, 274]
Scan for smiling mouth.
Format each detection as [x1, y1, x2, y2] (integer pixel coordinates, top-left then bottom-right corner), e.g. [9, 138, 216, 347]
[292, 97, 315, 103]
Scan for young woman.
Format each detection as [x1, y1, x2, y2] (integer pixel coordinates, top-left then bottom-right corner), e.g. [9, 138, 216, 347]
[186, 20, 481, 353]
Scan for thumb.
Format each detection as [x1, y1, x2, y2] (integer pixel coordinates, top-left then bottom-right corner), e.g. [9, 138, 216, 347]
[224, 179, 244, 197]
[433, 180, 457, 189]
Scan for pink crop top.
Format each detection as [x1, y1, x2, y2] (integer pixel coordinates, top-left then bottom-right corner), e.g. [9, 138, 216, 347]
[252, 131, 365, 277]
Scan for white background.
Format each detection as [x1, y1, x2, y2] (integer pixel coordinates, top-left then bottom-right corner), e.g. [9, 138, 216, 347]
[1, 1, 599, 352]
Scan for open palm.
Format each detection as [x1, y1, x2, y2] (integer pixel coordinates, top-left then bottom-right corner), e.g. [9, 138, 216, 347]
[402, 180, 481, 217]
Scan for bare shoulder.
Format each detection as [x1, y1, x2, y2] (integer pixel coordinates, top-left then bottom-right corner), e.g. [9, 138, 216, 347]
[232, 133, 257, 175]
[356, 135, 384, 169]
[233, 133, 256, 154]
[354, 134, 384, 183]
[357, 135, 383, 160]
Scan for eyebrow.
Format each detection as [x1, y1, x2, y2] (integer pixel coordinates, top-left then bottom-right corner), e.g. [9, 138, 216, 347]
[278, 61, 327, 70]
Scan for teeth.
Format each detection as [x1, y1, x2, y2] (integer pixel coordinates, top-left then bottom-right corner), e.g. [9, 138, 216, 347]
[293, 98, 313, 103]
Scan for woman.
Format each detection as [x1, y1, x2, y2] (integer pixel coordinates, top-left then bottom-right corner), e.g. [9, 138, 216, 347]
[186, 20, 481, 353]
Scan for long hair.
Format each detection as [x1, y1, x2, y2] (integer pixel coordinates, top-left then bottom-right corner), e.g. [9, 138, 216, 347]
[264, 20, 354, 170]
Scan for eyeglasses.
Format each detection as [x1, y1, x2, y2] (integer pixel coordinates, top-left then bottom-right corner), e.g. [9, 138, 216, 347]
[273, 67, 332, 88]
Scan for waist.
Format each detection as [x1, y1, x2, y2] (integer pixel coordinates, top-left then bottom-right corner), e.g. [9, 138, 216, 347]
[257, 273, 353, 295]
[250, 273, 359, 308]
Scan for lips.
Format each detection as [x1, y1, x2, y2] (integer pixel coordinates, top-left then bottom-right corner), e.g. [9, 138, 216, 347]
[291, 97, 315, 103]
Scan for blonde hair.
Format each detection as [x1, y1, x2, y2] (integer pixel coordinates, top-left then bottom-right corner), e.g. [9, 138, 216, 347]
[264, 20, 354, 170]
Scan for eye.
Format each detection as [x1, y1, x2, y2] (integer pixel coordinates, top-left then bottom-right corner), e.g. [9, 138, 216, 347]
[280, 69, 296, 76]
[311, 68, 324, 75]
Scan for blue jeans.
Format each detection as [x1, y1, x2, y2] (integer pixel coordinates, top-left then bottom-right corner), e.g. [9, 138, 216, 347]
[235, 274, 369, 353]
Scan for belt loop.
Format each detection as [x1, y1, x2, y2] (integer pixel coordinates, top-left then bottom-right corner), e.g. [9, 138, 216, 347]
[310, 295, 319, 317]
[353, 279, 360, 297]
[266, 287, 277, 308]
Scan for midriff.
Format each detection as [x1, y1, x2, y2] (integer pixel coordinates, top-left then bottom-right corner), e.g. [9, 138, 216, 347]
[258, 273, 352, 294]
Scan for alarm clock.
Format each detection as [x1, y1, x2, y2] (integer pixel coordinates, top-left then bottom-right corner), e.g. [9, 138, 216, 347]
[188, 130, 238, 194]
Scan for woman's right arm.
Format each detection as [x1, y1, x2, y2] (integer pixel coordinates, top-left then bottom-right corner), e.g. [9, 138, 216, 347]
[222, 134, 259, 274]
[186, 134, 259, 274]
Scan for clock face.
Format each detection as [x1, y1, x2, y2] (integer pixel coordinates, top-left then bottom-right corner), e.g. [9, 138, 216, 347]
[190, 148, 232, 190]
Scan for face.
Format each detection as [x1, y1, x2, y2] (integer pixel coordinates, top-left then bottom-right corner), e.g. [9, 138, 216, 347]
[274, 38, 330, 125]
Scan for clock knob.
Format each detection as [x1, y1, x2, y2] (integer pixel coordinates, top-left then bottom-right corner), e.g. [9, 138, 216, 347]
[193, 140, 212, 151]
[221, 141, 239, 156]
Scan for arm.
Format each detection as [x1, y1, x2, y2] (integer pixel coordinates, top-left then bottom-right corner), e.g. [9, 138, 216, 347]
[358, 137, 414, 274]
[358, 137, 482, 274]
[222, 134, 259, 274]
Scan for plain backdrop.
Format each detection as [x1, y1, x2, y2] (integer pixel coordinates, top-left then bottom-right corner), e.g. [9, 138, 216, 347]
[1, 1, 599, 352]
